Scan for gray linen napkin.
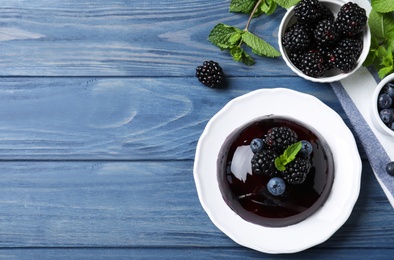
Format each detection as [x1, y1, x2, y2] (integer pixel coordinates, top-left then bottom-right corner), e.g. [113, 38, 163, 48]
[331, 73, 394, 207]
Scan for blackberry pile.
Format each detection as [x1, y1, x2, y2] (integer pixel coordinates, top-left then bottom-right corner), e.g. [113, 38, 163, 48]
[250, 126, 313, 193]
[282, 0, 367, 77]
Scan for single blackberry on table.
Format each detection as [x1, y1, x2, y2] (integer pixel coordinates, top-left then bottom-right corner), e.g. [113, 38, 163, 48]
[294, 0, 323, 24]
[282, 23, 313, 52]
[281, 157, 312, 185]
[335, 2, 367, 37]
[264, 127, 298, 154]
[297, 50, 327, 77]
[251, 149, 279, 177]
[314, 19, 339, 47]
[195, 60, 224, 88]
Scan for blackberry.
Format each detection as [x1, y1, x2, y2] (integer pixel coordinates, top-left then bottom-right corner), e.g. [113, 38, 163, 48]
[317, 45, 335, 69]
[297, 50, 327, 77]
[314, 19, 339, 47]
[329, 38, 361, 73]
[337, 37, 363, 60]
[288, 51, 304, 68]
[195, 60, 224, 88]
[294, 0, 323, 24]
[281, 157, 311, 185]
[320, 5, 334, 22]
[282, 23, 313, 52]
[335, 2, 367, 37]
[251, 149, 279, 177]
[264, 127, 298, 154]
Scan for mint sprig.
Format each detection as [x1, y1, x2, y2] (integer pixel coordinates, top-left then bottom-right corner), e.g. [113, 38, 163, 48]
[274, 141, 302, 172]
[208, 0, 299, 65]
[364, 1, 394, 78]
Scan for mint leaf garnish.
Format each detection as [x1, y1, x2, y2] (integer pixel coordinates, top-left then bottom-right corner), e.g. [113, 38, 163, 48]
[372, 0, 394, 13]
[242, 31, 281, 57]
[260, 0, 277, 15]
[274, 141, 302, 172]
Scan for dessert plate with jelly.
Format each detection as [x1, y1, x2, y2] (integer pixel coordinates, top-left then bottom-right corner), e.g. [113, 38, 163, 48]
[193, 88, 362, 254]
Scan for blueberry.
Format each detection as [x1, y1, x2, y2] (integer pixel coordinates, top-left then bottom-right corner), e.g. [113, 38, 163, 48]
[250, 138, 264, 153]
[386, 162, 394, 176]
[299, 140, 313, 157]
[378, 93, 393, 109]
[379, 108, 394, 124]
[384, 83, 394, 98]
[267, 177, 286, 196]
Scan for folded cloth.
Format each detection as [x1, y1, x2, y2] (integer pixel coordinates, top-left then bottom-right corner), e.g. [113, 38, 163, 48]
[331, 71, 394, 208]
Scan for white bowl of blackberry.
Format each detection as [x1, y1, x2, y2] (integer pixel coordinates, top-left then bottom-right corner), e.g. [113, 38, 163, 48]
[278, 0, 371, 83]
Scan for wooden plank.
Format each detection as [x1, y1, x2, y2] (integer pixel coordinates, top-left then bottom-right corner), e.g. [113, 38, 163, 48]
[0, 248, 393, 259]
[0, 0, 289, 76]
[0, 77, 345, 160]
[0, 160, 392, 249]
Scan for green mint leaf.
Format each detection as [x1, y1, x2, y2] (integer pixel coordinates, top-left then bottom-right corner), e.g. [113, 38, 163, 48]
[273, 0, 300, 9]
[274, 141, 302, 171]
[363, 50, 378, 67]
[372, 0, 394, 13]
[369, 9, 394, 42]
[275, 157, 286, 172]
[242, 31, 281, 57]
[230, 47, 255, 65]
[208, 23, 243, 49]
[378, 66, 394, 78]
[260, 0, 277, 15]
[230, 0, 257, 14]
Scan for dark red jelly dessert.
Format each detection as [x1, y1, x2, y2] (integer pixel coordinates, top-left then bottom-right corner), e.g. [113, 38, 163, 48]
[217, 116, 335, 227]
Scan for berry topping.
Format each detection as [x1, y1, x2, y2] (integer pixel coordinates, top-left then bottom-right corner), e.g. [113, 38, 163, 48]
[251, 150, 279, 177]
[267, 177, 286, 196]
[264, 126, 298, 154]
[281, 157, 312, 185]
[386, 162, 394, 176]
[250, 138, 264, 154]
[195, 60, 224, 88]
[299, 140, 313, 157]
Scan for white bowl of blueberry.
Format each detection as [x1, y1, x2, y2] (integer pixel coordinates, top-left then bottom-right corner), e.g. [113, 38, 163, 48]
[278, 0, 370, 83]
[372, 73, 394, 137]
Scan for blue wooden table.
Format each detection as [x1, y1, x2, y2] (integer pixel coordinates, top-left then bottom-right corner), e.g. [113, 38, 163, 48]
[0, 0, 393, 258]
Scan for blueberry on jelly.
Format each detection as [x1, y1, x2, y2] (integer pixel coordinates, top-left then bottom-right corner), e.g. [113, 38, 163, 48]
[378, 93, 393, 109]
[380, 108, 394, 124]
[299, 140, 313, 157]
[384, 83, 394, 98]
[386, 162, 394, 176]
[250, 138, 264, 153]
[267, 177, 286, 196]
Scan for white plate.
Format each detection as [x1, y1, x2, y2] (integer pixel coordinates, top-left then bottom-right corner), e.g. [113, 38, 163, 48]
[193, 88, 361, 254]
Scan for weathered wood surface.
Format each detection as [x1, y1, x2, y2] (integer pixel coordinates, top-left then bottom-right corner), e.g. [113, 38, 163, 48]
[0, 0, 392, 258]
